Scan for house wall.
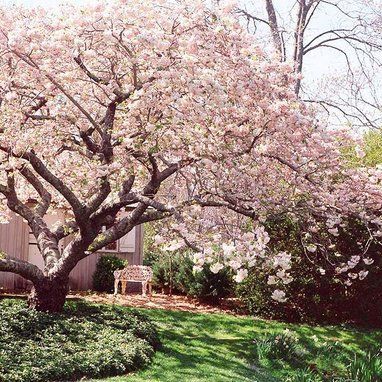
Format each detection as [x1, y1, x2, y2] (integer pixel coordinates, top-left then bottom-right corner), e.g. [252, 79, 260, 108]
[0, 212, 144, 291]
[0, 213, 29, 291]
[68, 225, 144, 290]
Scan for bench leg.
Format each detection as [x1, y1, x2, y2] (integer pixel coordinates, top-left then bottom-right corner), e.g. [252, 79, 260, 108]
[114, 279, 119, 295]
[142, 282, 147, 296]
[121, 280, 127, 295]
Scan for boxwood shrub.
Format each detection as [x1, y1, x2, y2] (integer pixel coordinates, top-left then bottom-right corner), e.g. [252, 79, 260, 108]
[0, 299, 159, 382]
[93, 255, 128, 293]
[145, 251, 234, 303]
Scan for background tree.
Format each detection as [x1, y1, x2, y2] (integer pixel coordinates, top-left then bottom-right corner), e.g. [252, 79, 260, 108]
[237, 0, 382, 128]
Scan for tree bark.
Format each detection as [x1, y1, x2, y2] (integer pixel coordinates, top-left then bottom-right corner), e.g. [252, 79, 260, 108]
[265, 0, 284, 60]
[27, 275, 69, 313]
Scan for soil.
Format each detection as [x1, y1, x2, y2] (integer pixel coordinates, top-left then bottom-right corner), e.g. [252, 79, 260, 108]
[0, 290, 247, 316]
[69, 291, 247, 316]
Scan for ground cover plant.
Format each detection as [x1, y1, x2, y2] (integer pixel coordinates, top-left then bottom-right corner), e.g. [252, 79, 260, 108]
[86, 306, 382, 382]
[0, 299, 159, 382]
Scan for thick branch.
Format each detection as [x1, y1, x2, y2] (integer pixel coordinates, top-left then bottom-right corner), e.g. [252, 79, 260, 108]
[52, 220, 78, 241]
[85, 177, 111, 216]
[0, 255, 44, 283]
[20, 166, 52, 216]
[1, 171, 38, 225]
[74, 55, 109, 85]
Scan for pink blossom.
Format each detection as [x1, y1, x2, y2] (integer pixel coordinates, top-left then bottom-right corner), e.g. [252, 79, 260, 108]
[234, 268, 248, 283]
[271, 289, 287, 303]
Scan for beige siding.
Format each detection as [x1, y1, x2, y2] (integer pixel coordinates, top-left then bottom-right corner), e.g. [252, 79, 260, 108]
[0, 216, 144, 291]
[68, 225, 143, 290]
[134, 224, 144, 264]
[68, 251, 135, 291]
[0, 213, 29, 290]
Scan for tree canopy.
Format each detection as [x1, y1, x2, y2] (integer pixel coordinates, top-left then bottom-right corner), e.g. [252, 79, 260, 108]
[0, 0, 380, 310]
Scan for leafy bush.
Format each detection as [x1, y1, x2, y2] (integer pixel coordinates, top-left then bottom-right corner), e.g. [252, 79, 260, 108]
[237, 216, 382, 325]
[171, 254, 234, 302]
[347, 351, 382, 382]
[0, 299, 159, 382]
[143, 222, 234, 303]
[147, 251, 233, 303]
[253, 331, 302, 364]
[93, 255, 128, 293]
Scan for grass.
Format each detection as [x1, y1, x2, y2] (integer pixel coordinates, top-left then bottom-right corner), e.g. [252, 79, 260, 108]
[89, 307, 382, 382]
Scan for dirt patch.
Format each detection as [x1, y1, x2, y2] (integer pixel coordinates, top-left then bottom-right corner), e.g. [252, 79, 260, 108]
[0, 290, 247, 315]
[69, 291, 247, 316]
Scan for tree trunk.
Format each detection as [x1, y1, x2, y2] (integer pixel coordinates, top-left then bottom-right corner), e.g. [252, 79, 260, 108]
[27, 275, 69, 313]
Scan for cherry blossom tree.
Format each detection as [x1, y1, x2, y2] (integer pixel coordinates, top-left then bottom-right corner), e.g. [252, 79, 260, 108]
[0, 0, 379, 312]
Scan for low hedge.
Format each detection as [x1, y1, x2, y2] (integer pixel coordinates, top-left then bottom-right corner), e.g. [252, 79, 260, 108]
[145, 251, 234, 303]
[93, 255, 128, 293]
[0, 299, 159, 382]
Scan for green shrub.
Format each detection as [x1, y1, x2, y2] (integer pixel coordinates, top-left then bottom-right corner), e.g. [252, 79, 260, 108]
[237, 217, 382, 326]
[347, 351, 382, 382]
[0, 299, 159, 382]
[93, 255, 127, 293]
[143, 222, 234, 303]
[253, 331, 302, 364]
[236, 268, 278, 318]
[176, 256, 234, 303]
[149, 251, 233, 303]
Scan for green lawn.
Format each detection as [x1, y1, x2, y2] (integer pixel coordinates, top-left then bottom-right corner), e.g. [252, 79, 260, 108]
[90, 307, 382, 382]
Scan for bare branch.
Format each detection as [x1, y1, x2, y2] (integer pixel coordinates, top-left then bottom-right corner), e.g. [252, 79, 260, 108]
[74, 55, 110, 85]
[265, 0, 284, 59]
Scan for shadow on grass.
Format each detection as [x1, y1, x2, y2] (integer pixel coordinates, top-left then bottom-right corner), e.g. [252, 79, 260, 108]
[4, 297, 382, 382]
[118, 308, 279, 382]
[127, 308, 382, 382]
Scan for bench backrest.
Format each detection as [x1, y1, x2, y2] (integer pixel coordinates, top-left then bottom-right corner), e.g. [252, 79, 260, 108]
[114, 265, 153, 282]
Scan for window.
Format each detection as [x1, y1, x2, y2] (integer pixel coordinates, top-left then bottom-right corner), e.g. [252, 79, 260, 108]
[104, 240, 118, 252]
[102, 225, 119, 252]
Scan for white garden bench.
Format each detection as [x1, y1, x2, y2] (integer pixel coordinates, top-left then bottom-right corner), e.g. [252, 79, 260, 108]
[113, 265, 153, 296]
